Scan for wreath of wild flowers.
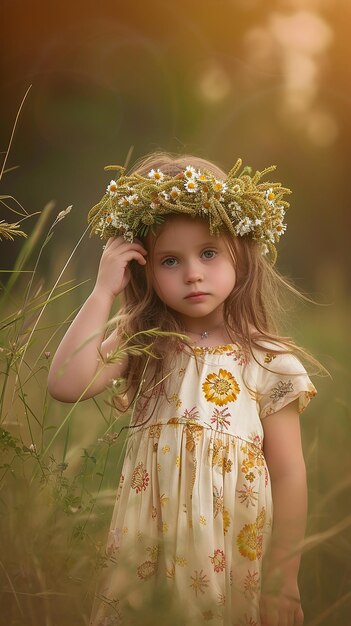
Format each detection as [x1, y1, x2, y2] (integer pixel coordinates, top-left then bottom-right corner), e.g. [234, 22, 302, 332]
[88, 158, 291, 262]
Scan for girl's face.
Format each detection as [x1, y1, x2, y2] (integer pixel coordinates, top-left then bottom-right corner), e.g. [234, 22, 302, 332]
[149, 216, 236, 332]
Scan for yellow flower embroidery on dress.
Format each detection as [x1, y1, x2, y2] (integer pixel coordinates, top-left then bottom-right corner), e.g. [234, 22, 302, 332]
[211, 438, 233, 474]
[148, 424, 162, 440]
[223, 508, 231, 535]
[185, 422, 203, 452]
[189, 569, 210, 596]
[240, 442, 265, 475]
[264, 352, 276, 364]
[160, 493, 169, 507]
[237, 508, 266, 561]
[193, 344, 233, 356]
[203, 368, 240, 406]
[175, 555, 188, 567]
[199, 515, 207, 525]
[147, 544, 159, 561]
[169, 392, 182, 408]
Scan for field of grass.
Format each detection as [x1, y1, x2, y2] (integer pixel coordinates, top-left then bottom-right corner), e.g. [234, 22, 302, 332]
[1, 194, 350, 626]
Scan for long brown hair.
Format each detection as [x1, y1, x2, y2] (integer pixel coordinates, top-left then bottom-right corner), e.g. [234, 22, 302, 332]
[113, 151, 320, 410]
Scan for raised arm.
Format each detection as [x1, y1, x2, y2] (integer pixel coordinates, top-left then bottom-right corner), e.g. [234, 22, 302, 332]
[260, 400, 306, 626]
[47, 237, 147, 402]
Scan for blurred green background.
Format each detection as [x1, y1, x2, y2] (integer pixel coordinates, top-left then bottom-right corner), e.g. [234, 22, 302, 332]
[1, 0, 351, 625]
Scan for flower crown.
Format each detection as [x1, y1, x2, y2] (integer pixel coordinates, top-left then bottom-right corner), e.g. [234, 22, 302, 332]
[88, 158, 291, 262]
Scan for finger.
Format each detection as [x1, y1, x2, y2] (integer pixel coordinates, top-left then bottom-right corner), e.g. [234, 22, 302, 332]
[105, 238, 147, 256]
[105, 236, 118, 249]
[118, 250, 147, 266]
[294, 606, 304, 625]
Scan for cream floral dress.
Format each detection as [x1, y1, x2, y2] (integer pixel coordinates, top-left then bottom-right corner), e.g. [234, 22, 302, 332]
[91, 343, 316, 626]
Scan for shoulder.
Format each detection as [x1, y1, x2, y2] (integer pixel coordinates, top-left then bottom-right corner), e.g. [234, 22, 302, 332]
[250, 338, 307, 376]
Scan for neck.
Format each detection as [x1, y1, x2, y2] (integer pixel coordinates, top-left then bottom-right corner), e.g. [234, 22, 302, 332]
[182, 321, 231, 346]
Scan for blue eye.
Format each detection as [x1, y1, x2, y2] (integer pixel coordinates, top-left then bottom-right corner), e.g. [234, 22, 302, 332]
[202, 249, 216, 259]
[162, 257, 178, 267]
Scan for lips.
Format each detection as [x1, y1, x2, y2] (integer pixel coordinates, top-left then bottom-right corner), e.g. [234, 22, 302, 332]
[185, 292, 208, 300]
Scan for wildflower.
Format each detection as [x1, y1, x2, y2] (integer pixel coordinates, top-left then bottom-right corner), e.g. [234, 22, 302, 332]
[118, 196, 130, 209]
[127, 193, 141, 206]
[170, 186, 181, 201]
[184, 165, 197, 179]
[148, 168, 164, 184]
[106, 180, 118, 196]
[185, 179, 198, 193]
[265, 188, 275, 206]
[213, 180, 227, 194]
[235, 217, 253, 236]
[274, 222, 287, 237]
[265, 230, 275, 244]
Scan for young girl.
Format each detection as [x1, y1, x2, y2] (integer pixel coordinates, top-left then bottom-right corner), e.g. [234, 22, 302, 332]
[48, 153, 317, 626]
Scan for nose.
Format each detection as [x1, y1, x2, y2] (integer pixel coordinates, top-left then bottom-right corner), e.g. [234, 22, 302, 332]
[184, 260, 203, 284]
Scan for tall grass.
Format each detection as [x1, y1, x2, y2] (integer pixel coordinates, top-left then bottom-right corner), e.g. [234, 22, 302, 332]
[1, 105, 350, 625]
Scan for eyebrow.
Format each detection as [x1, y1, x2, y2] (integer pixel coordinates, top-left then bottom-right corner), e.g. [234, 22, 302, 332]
[154, 241, 220, 257]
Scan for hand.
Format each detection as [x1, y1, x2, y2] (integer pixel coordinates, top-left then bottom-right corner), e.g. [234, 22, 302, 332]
[94, 236, 147, 299]
[260, 580, 304, 626]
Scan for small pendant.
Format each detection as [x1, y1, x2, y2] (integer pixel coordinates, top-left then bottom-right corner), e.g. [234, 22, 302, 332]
[200, 331, 209, 340]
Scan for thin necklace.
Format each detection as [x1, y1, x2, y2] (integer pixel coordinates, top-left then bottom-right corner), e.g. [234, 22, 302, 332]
[184, 322, 224, 341]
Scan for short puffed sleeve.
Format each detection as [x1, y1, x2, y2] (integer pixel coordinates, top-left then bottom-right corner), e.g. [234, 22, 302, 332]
[255, 349, 317, 419]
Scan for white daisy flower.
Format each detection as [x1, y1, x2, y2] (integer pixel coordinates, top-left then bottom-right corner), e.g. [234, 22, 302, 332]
[265, 230, 275, 243]
[274, 222, 287, 237]
[232, 183, 241, 194]
[184, 165, 197, 179]
[118, 196, 130, 209]
[185, 179, 198, 193]
[148, 168, 164, 184]
[161, 191, 170, 201]
[235, 217, 253, 236]
[265, 188, 275, 206]
[105, 213, 118, 227]
[170, 186, 181, 201]
[106, 180, 118, 196]
[213, 180, 227, 194]
[127, 194, 141, 206]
